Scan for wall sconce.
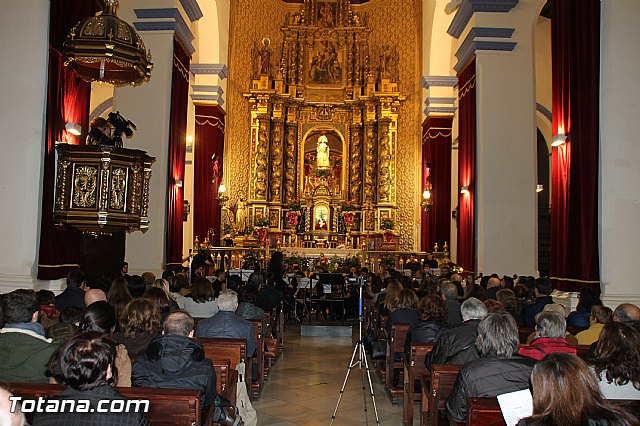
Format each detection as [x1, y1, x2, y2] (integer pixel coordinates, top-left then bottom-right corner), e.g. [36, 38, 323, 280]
[421, 189, 433, 213]
[551, 133, 567, 147]
[65, 122, 82, 136]
[536, 184, 544, 193]
[217, 183, 229, 203]
[460, 186, 469, 194]
[175, 179, 183, 188]
[186, 135, 193, 145]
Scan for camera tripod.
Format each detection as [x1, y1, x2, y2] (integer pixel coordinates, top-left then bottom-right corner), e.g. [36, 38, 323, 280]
[330, 278, 380, 425]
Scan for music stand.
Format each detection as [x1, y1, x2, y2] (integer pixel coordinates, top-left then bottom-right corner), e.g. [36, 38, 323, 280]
[316, 273, 346, 323]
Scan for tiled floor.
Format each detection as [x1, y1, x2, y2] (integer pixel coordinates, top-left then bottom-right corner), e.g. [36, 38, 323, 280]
[254, 324, 415, 426]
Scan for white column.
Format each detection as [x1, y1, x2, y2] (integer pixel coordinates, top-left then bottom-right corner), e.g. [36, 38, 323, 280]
[600, 0, 640, 308]
[115, 3, 179, 276]
[0, 0, 50, 291]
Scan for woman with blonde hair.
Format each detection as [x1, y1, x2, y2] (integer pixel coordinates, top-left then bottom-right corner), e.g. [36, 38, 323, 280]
[152, 278, 179, 310]
[518, 353, 636, 425]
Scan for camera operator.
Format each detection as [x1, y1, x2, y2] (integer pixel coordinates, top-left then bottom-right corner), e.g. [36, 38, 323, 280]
[86, 117, 114, 146]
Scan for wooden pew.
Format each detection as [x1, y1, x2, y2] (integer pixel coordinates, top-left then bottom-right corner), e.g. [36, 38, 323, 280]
[197, 337, 252, 398]
[249, 318, 265, 397]
[419, 364, 462, 426]
[213, 360, 238, 406]
[403, 342, 434, 425]
[6, 382, 204, 426]
[263, 310, 280, 374]
[385, 323, 411, 400]
[462, 396, 640, 426]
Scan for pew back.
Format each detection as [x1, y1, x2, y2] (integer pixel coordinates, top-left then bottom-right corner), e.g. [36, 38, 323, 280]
[403, 342, 434, 425]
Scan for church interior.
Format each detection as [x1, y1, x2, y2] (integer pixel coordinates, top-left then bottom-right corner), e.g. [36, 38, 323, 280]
[1, 0, 640, 424]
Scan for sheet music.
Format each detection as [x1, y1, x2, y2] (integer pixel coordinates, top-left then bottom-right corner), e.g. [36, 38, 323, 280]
[497, 389, 533, 426]
[298, 277, 311, 289]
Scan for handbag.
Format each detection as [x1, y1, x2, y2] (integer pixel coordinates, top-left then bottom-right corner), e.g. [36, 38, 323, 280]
[371, 339, 387, 360]
[212, 395, 240, 426]
[236, 362, 258, 426]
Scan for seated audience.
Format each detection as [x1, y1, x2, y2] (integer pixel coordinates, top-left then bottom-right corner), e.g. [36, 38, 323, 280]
[442, 281, 462, 325]
[0, 290, 58, 382]
[79, 301, 131, 386]
[521, 277, 554, 327]
[425, 297, 488, 370]
[182, 278, 219, 318]
[37, 332, 149, 425]
[385, 288, 419, 337]
[237, 285, 265, 323]
[485, 277, 502, 300]
[55, 269, 86, 310]
[405, 295, 446, 357]
[141, 272, 156, 289]
[129, 275, 147, 298]
[47, 306, 82, 344]
[518, 353, 636, 426]
[107, 276, 133, 318]
[519, 311, 577, 360]
[567, 287, 603, 328]
[576, 305, 613, 345]
[37, 289, 60, 330]
[196, 290, 256, 358]
[524, 303, 577, 345]
[484, 299, 505, 314]
[114, 299, 160, 357]
[496, 288, 522, 325]
[446, 312, 536, 423]
[132, 310, 216, 408]
[152, 278, 179, 311]
[144, 287, 173, 325]
[464, 283, 487, 301]
[591, 322, 640, 399]
[84, 288, 107, 306]
[613, 303, 640, 332]
[254, 271, 283, 313]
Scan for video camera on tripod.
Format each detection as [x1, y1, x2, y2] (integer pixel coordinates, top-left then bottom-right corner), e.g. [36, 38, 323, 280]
[107, 111, 137, 147]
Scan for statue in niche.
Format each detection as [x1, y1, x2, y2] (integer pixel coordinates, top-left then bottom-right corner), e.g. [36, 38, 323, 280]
[316, 135, 330, 169]
[380, 45, 392, 79]
[258, 38, 271, 75]
[318, 2, 335, 28]
[235, 193, 247, 233]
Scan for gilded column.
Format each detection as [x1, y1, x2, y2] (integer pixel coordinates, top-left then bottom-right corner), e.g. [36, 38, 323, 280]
[349, 121, 363, 205]
[363, 102, 377, 207]
[284, 105, 299, 204]
[269, 101, 285, 203]
[376, 118, 392, 204]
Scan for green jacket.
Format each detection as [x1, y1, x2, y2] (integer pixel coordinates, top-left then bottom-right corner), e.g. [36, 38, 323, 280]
[0, 327, 58, 382]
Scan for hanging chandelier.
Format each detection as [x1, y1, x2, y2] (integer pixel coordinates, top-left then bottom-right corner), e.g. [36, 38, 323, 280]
[63, 0, 153, 86]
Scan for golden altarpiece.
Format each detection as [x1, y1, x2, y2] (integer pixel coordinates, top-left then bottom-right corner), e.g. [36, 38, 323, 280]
[236, 0, 405, 251]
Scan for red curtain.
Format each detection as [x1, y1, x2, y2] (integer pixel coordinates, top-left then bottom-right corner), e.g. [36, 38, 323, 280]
[550, 0, 600, 291]
[194, 105, 226, 246]
[37, 1, 98, 280]
[421, 116, 452, 252]
[166, 40, 190, 267]
[456, 59, 476, 273]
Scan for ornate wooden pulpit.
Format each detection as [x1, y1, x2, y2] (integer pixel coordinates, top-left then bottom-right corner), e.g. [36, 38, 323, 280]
[53, 144, 155, 234]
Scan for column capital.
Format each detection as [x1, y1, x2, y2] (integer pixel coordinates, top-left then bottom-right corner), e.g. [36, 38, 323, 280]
[191, 85, 225, 106]
[454, 27, 517, 72]
[448, 0, 519, 38]
[191, 63, 229, 79]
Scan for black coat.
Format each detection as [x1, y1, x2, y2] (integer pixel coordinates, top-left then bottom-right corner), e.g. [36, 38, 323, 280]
[132, 334, 216, 407]
[54, 287, 85, 311]
[404, 320, 443, 356]
[446, 354, 536, 423]
[385, 308, 419, 337]
[195, 311, 256, 357]
[521, 296, 554, 327]
[425, 319, 481, 370]
[33, 385, 148, 426]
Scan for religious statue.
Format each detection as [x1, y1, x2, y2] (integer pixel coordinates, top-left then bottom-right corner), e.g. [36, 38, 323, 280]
[380, 45, 392, 79]
[258, 38, 271, 75]
[316, 135, 330, 169]
[318, 2, 335, 28]
[235, 194, 247, 233]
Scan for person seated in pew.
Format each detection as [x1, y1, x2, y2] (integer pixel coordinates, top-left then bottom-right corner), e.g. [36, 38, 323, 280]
[567, 287, 603, 329]
[521, 278, 554, 327]
[113, 299, 161, 357]
[385, 288, 419, 338]
[523, 303, 579, 345]
[404, 295, 447, 359]
[591, 322, 640, 400]
[132, 310, 217, 408]
[576, 305, 613, 345]
[517, 353, 636, 426]
[196, 290, 256, 358]
[446, 312, 536, 423]
[518, 311, 577, 361]
[425, 297, 488, 371]
[37, 332, 149, 425]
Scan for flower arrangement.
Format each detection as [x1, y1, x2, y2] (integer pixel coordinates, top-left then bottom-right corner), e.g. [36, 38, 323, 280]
[380, 217, 395, 230]
[316, 168, 331, 178]
[340, 200, 357, 212]
[254, 213, 269, 227]
[286, 200, 302, 211]
[304, 155, 314, 165]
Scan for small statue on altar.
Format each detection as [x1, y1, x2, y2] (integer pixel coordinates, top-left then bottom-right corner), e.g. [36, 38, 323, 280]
[258, 38, 271, 75]
[316, 217, 327, 229]
[316, 135, 330, 169]
[235, 194, 247, 233]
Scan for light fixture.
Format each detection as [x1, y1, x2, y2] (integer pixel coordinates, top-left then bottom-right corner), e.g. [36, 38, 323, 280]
[460, 186, 469, 194]
[175, 179, 183, 188]
[63, 0, 153, 86]
[217, 183, 229, 203]
[65, 122, 82, 136]
[536, 184, 544, 193]
[551, 133, 567, 147]
[421, 189, 433, 213]
[186, 135, 194, 145]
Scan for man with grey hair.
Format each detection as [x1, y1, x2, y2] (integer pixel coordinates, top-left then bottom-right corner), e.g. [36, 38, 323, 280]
[485, 277, 502, 300]
[195, 290, 256, 357]
[441, 281, 463, 325]
[446, 312, 536, 423]
[517, 311, 576, 360]
[425, 297, 488, 370]
[613, 303, 640, 332]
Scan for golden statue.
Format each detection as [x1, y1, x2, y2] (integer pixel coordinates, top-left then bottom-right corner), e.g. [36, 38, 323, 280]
[317, 135, 330, 169]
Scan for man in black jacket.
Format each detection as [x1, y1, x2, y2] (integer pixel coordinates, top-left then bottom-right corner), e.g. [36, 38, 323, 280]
[424, 297, 487, 370]
[446, 312, 536, 423]
[55, 269, 86, 310]
[521, 277, 554, 326]
[132, 310, 216, 408]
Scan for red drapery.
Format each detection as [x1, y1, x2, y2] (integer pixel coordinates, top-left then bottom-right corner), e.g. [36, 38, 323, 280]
[194, 105, 225, 246]
[421, 116, 452, 252]
[166, 40, 190, 267]
[37, 1, 98, 280]
[456, 59, 476, 273]
[550, 0, 600, 291]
